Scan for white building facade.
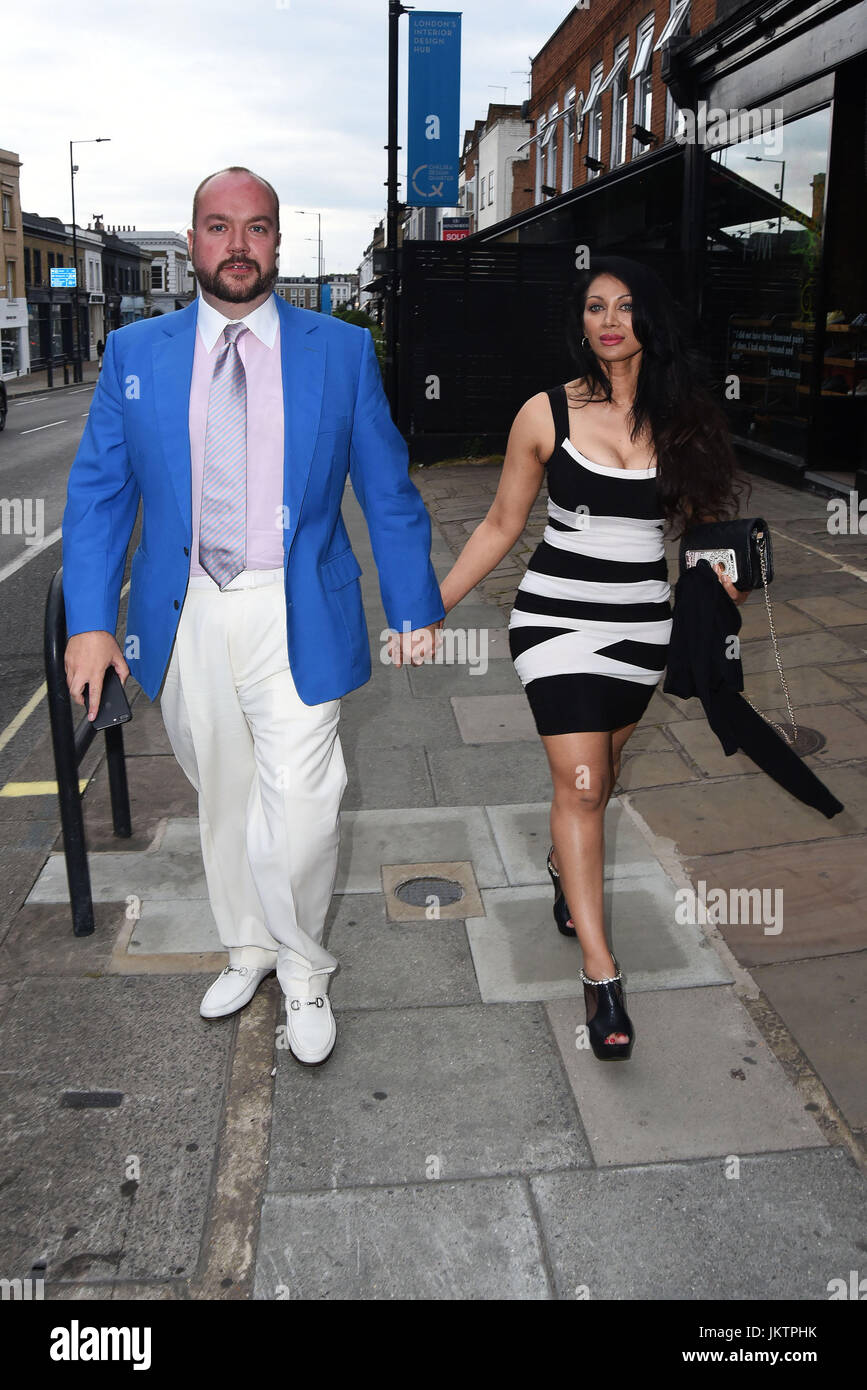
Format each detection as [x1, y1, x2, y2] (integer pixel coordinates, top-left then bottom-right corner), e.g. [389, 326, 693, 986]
[474, 117, 533, 232]
[1, 148, 29, 378]
[113, 229, 194, 314]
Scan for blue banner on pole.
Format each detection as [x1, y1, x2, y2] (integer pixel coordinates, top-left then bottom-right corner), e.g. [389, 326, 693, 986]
[320, 283, 332, 315]
[407, 11, 461, 208]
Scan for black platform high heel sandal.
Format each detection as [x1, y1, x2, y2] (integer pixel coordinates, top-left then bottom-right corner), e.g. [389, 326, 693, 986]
[580, 955, 634, 1060]
[546, 846, 576, 937]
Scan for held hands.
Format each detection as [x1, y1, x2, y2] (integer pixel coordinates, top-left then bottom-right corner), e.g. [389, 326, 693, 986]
[386, 620, 445, 667]
[714, 563, 750, 606]
[65, 631, 129, 720]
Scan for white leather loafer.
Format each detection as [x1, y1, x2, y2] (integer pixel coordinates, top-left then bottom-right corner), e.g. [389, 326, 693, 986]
[285, 979, 336, 1065]
[200, 965, 273, 1019]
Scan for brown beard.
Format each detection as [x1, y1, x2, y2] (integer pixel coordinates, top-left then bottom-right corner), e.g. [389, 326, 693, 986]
[193, 255, 279, 304]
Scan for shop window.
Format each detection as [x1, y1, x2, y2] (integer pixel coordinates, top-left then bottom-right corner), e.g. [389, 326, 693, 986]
[704, 105, 833, 462]
[1, 328, 21, 374]
[50, 303, 63, 358]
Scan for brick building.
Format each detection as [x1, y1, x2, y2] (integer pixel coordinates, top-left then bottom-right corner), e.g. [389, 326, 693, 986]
[453, 0, 867, 491]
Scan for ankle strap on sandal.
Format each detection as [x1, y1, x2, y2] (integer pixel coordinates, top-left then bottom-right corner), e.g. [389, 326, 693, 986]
[580, 956, 622, 987]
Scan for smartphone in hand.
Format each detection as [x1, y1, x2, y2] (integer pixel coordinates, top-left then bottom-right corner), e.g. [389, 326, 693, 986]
[82, 665, 132, 730]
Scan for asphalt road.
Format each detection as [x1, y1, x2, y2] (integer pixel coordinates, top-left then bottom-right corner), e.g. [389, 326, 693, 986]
[0, 383, 137, 783]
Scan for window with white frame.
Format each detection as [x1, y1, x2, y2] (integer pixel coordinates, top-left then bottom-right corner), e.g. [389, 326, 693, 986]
[2, 194, 12, 229]
[631, 15, 655, 155]
[562, 85, 576, 191]
[6, 261, 14, 299]
[151, 262, 164, 291]
[583, 63, 605, 175]
[488, 169, 494, 206]
[481, 174, 486, 208]
[657, 0, 690, 140]
[543, 103, 559, 193]
[534, 116, 545, 202]
[609, 38, 630, 167]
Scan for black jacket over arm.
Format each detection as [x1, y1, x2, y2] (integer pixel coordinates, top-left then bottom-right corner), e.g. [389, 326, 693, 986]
[663, 561, 843, 819]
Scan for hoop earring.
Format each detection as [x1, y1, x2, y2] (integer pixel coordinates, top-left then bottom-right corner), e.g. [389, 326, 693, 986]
[581, 335, 589, 350]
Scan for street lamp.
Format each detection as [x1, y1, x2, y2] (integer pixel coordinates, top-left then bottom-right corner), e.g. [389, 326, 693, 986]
[746, 155, 786, 240]
[294, 209, 322, 311]
[69, 137, 110, 382]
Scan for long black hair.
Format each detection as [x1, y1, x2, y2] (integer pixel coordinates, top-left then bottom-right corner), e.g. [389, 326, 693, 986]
[565, 255, 748, 533]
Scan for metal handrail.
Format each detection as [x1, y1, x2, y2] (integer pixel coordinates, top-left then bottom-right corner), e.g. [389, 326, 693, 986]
[44, 567, 132, 936]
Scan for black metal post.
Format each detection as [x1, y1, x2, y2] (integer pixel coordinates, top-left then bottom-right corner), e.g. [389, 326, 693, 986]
[69, 137, 110, 385]
[681, 138, 707, 344]
[44, 569, 94, 935]
[105, 724, 132, 838]
[44, 567, 133, 936]
[46, 286, 53, 388]
[69, 141, 82, 385]
[385, 0, 409, 416]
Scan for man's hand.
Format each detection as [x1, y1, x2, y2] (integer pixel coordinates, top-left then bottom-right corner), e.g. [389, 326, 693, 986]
[65, 631, 129, 720]
[386, 621, 444, 667]
[714, 562, 750, 606]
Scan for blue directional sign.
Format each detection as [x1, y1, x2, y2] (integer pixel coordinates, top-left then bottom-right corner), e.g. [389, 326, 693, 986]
[407, 12, 462, 208]
[50, 267, 77, 288]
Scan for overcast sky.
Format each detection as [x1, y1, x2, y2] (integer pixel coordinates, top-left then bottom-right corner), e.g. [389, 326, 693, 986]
[3, 0, 577, 276]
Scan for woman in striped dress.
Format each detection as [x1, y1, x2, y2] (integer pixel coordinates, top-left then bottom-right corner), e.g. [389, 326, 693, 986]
[438, 256, 746, 1059]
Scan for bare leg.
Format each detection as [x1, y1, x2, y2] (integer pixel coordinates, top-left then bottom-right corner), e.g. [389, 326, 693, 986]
[544, 721, 638, 1046]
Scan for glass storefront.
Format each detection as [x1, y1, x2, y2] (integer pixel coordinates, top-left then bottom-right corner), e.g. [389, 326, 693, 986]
[1, 328, 22, 375]
[703, 105, 831, 455]
[50, 304, 64, 358]
[701, 99, 865, 469]
[28, 304, 42, 362]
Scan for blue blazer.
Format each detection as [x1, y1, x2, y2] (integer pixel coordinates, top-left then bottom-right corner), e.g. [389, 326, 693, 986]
[62, 294, 445, 703]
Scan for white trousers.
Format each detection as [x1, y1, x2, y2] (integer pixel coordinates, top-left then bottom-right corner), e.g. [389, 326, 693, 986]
[159, 567, 347, 995]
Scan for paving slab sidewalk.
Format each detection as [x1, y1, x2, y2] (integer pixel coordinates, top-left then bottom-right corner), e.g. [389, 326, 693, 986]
[0, 465, 865, 1301]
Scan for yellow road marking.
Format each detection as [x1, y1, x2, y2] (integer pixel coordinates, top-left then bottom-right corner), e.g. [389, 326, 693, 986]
[0, 779, 90, 797]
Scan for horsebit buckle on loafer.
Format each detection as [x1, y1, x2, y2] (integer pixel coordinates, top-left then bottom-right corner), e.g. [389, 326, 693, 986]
[289, 996, 325, 1010]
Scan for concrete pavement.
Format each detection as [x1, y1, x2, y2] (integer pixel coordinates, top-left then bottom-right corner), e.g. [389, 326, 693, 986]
[0, 463, 865, 1300]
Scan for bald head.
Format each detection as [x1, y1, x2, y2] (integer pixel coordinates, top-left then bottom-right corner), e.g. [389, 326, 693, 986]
[191, 166, 280, 232]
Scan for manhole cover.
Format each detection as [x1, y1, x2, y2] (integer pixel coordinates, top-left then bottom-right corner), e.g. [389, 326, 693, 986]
[774, 724, 826, 756]
[394, 876, 464, 907]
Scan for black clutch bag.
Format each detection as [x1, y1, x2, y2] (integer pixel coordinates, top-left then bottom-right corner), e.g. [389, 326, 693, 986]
[678, 517, 773, 592]
[677, 515, 798, 745]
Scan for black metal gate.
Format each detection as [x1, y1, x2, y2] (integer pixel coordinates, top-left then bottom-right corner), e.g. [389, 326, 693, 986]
[397, 240, 578, 462]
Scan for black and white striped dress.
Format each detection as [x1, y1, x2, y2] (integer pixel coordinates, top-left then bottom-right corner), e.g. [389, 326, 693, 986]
[507, 384, 672, 735]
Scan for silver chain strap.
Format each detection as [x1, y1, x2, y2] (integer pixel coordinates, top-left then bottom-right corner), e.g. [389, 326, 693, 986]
[741, 534, 798, 746]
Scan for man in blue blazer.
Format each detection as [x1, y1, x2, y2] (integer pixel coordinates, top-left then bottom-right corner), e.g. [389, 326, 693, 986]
[63, 167, 444, 1063]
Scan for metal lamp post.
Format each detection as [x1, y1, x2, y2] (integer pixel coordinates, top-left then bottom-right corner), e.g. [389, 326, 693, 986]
[294, 209, 322, 310]
[69, 137, 110, 382]
[746, 155, 786, 240]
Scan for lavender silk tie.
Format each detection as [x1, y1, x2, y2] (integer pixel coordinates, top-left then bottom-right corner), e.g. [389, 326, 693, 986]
[199, 321, 250, 588]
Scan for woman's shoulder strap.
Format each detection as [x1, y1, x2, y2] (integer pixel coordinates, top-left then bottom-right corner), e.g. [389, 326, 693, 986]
[544, 384, 570, 448]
